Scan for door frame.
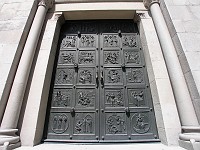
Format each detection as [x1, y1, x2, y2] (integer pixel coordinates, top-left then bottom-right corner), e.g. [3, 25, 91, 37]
[19, 5, 182, 146]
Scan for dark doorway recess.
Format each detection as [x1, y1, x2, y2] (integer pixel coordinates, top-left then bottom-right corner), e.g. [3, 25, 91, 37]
[44, 20, 159, 143]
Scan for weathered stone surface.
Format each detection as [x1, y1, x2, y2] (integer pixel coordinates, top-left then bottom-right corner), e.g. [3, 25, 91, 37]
[168, 6, 195, 21]
[162, 1, 200, 116]
[185, 51, 200, 71]
[139, 16, 181, 146]
[15, 143, 186, 150]
[19, 15, 61, 146]
[0, 0, 35, 125]
[172, 0, 189, 6]
[172, 34, 184, 56]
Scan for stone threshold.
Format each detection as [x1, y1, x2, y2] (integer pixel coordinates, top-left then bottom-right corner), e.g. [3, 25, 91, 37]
[15, 143, 186, 150]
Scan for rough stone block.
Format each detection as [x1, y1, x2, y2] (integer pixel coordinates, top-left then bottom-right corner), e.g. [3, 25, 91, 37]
[0, 30, 22, 44]
[0, 3, 19, 20]
[0, 43, 17, 64]
[188, 6, 200, 20]
[172, 0, 190, 5]
[183, 19, 200, 33]
[168, 6, 195, 21]
[173, 20, 186, 33]
[188, 0, 200, 5]
[0, 19, 27, 31]
[185, 51, 200, 71]
[179, 33, 200, 52]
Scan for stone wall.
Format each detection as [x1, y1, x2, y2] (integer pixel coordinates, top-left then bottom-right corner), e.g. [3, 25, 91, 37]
[160, 0, 200, 122]
[0, 0, 36, 121]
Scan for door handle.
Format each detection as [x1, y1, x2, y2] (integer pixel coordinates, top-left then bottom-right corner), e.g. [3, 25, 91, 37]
[70, 107, 75, 116]
[124, 107, 130, 113]
[96, 71, 99, 88]
[74, 63, 78, 68]
[101, 70, 104, 88]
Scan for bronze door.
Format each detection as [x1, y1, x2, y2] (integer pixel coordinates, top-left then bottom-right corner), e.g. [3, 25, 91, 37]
[45, 20, 158, 142]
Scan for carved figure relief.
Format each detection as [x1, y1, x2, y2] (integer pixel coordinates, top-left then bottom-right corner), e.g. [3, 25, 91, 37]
[59, 51, 75, 64]
[53, 90, 71, 107]
[122, 35, 137, 48]
[103, 24, 120, 33]
[124, 50, 140, 64]
[106, 113, 126, 134]
[130, 90, 144, 107]
[61, 35, 76, 48]
[105, 90, 123, 107]
[56, 69, 74, 84]
[126, 68, 144, 83]
[52, 114, 69, 134]
[132, 113, 150, 134]
[80, 35, 95, 48]
[121, 23, 135, 33]
[104, 51, 120, 64]
[104, 35, 119, 47]
[79, 51, 95, 64]
[75, 114, 94, 134]
[107, 70, 121, 83]
[79, 69, 93, 84]
[80, 23, 97, 33]
[77, 90, 95, 107]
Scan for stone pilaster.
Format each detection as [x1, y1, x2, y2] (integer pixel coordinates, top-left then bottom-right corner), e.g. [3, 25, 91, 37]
[143, 0, 200, 149]
[0, 0, 54, 149]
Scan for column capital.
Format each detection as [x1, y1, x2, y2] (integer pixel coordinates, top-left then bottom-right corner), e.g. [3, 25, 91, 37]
[143, 0, 160, 10]
[38, 0, 54, 9]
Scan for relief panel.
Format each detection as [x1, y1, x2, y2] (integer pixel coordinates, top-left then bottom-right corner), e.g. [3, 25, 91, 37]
[74, 113, 95, 134]
[105, 89, 124, 107]
[122, 34, 138, 48]
[103, 34, 119, 48]
[126, 68, 144, 84]
[58, 51, 76, 65]
[78, 68, 95, 85]
[124, 50, 141, 65]
[80, 34, 96, 48]
[55, 68, 74, 85]
[80, 23, 97, 33]
[106, 113, 127, 134]
[76, 89, 95, 107]
[101, 23, 120, 33]
[50, 113, 69, 134]
[61, 35, 77, 49]
[104, 50, 121, 65]
[131, 113, 150, 134]
[105, 68, 123, 84]
[78, 50, 96, 65]
[52, 89, 72, 107]
[128, 89, 146, 107]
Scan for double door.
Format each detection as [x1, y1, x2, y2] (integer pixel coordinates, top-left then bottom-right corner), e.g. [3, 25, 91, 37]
[46, 20, 158, 142]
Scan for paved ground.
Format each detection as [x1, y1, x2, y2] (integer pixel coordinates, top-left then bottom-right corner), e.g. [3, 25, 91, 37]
[16, 143, 186, 150]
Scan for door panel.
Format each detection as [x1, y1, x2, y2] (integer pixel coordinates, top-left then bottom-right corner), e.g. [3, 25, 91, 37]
[45, 20, 159, 143]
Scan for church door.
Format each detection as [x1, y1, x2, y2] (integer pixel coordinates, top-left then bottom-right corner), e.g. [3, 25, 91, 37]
[45, 20, 158, 142]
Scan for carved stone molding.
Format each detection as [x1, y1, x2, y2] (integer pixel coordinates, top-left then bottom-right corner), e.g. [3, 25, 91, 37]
[53, 12, 64, 21]
[38, 0, 54, 9]
[143, 0, 160, 10]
